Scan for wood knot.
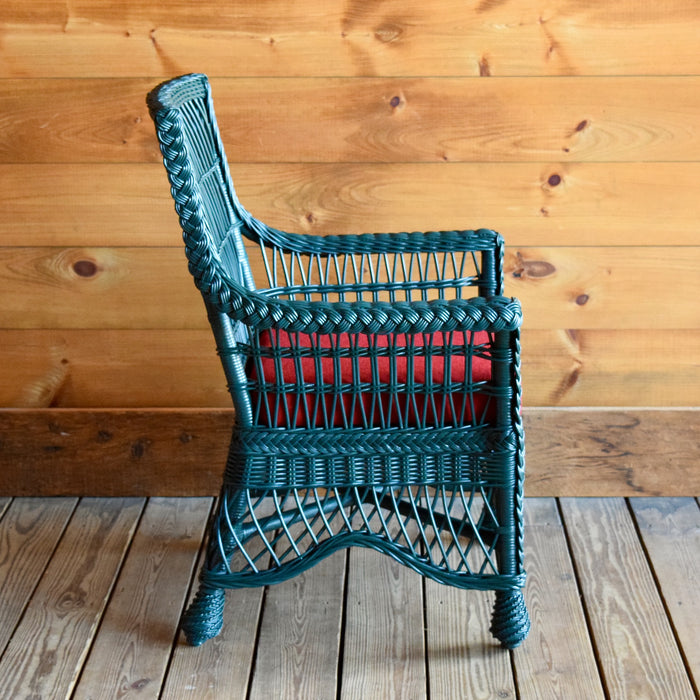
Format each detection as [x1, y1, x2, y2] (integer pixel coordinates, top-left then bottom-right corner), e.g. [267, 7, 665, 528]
[374, 23, 403, 43]
[131, 438, 152, 459]
[511, 253, 556, 279]
[73, 259, 98, 278]
[547, 173, 562, 187]
[478, 56, 491, 77]
[57, 589, 86, 611]
[575, 293, 590, 306]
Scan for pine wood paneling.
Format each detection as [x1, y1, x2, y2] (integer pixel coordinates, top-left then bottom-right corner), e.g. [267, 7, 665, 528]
[1, 247, 697, 331]
[0, 247, 202, 331]
[3, 1, 700, 78]
[2, 2, 698, 413]
[523, 330, 700, 407]
[0, 330, 227, 408]
[504, 247, 700, 331]
[4, 162, 700, 248]
[3, 78, 700, 164]
[1, 329, 698, 408]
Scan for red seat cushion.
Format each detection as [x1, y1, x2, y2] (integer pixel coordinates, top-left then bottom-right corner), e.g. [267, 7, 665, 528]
[249, 330, 493, 428]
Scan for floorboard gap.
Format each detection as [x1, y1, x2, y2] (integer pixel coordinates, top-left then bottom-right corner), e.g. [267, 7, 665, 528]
[556, 497, 611, 700]
[627, 498, 700, 699]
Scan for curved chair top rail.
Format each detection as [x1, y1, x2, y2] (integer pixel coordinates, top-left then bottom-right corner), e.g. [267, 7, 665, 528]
[147, 74, 519, 336]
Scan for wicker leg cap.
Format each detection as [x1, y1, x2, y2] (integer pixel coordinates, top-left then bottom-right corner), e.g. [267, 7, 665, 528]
[490, 590, 530, 649]
[181, 587, 226, 646]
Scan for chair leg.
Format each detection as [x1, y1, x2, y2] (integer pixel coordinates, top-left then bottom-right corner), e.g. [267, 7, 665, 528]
[181, 584, 226, 646]
[180, 490, 247, 646]
[490, 589, 530, 649]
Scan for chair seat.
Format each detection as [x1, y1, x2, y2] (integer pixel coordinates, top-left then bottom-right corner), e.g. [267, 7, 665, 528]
[250, 330, 493, 428]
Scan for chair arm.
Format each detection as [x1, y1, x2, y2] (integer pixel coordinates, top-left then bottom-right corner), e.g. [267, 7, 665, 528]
[248, 222, 503, 256]
[240, 218, 505, 296]
[204, 275, 521, 335]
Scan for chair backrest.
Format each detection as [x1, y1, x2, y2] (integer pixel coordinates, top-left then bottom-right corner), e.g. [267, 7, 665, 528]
[147, 73, 255, 292]
[148, 74, 255, 423]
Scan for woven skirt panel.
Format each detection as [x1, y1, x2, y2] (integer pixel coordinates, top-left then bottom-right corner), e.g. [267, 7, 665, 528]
[225, 425, 517, 490]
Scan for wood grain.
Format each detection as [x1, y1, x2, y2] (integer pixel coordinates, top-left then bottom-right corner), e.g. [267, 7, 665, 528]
[249, 550, 345, 700]
[0, 247, 201, 331]
[0, 498, 77, 652]
[425, 583, 515, 698]
[524, 409, 700, 496]
[3, 3, 699, 421]
[72, 497, 211, 699]
[0, 496, 696, 695]
[1, 246, 697, 331]
[514, 498, 604, 699]
[630, 498, 700, 692]
[2, 2, 700, 78]
[0, 408, 232, 496]
[3, 77, 700, 164]
[1, 328, 697, 409]
[0, 498, 145, 700]
[0, 408, 697, 497]
[560, 498, 695, 699]
[340, 547, 426, 699]
[4, 162, 700, 248]
[504, 247, 700, 330]
[521, 330, 700, 407]
[0, 330, 226, 408]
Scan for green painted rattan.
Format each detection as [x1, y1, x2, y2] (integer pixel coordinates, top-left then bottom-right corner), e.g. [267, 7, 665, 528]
[147, 73, 529, 649]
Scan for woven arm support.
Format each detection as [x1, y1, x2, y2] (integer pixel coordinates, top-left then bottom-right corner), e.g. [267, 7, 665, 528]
[203, 282, 521, 335]
[252, 225, 503, 256]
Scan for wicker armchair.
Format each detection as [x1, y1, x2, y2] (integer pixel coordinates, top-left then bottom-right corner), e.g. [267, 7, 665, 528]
[147, 74, 529, 649]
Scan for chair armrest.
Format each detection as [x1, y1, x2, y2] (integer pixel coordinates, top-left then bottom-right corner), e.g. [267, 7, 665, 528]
[204, 274, 521, 335]
[248, 222, 503, 256]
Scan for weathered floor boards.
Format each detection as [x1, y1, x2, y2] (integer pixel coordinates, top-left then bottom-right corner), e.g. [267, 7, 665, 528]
[0, 497, 697, 700]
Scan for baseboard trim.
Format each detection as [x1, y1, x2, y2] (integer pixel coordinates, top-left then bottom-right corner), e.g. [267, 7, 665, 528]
[1, 408, 697, 497]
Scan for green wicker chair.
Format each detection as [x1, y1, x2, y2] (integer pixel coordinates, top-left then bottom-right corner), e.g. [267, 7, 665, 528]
[147, 74, 529, 649]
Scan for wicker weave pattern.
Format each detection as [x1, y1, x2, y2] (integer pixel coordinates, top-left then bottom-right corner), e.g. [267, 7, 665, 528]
[225, 426, 516, 488]
[147, 73, 529, 649]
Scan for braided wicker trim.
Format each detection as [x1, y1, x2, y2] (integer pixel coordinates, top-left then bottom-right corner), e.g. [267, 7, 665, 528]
[209, 281, 521, 335]
[225, 425, 517, 489]
[200, 534, 527, 592]
[257, 227, 504, 256]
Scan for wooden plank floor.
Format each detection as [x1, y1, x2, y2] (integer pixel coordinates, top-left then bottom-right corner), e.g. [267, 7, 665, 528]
[0, 497, 697, 699]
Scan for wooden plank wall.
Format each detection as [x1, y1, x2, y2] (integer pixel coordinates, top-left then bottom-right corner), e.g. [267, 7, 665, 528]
[1, 2, 698, 494]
